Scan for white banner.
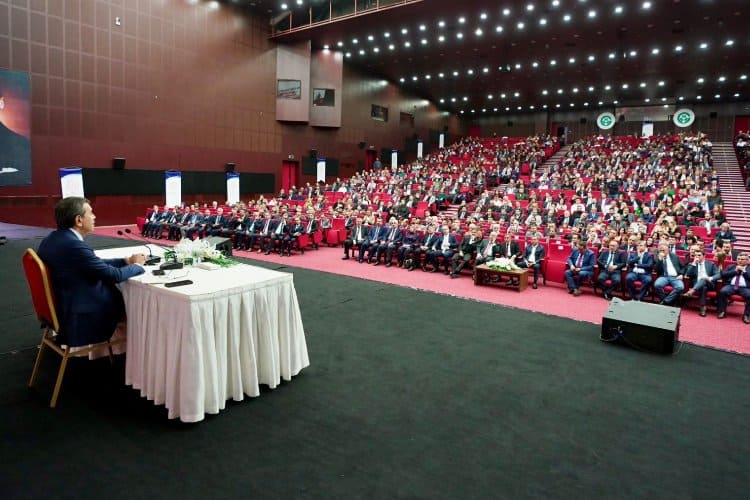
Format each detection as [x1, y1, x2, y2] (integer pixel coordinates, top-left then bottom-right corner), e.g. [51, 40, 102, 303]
[439, 133, 445, 149]
[227, 173, 240, 205]
[641, 122, 654, 138]
[316, 158, 326, 183]
[165, 171, 182, 208]
[59, 167, 84, 198]
[391, 150, 398, 169]
[417, 140, 423, 159]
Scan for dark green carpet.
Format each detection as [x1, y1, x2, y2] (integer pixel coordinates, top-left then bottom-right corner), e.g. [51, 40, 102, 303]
[1, 236, 749, 499]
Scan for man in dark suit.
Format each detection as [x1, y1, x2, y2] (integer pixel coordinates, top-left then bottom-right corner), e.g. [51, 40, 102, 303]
[450, 225, 480, 278]
[169, 207, 193, 241]
[714, 223, 737, 243]
[519, 234, 545, 289]
[397, 223, 422, 270]
[362, 217, 386, 263]
[427, 225, 457, 274]
[596, 239, 626, 300]
[474, 231, 500, 267]
[564, 240, 595, 296]
[206, 208, 228, 237]
[142, 204, 164, 238]
[343, 217, 368, 260]
[374, 219, 403, 266]
[36, 197, 146, 347]
[497, 232, 522, 285]
[303, 210, 319, 249]
[653, 243, 686, 305]
[253, 212, 277, 253]
[282, 216, 305, 256]
[683, 248, 720, 316]
[626, 241, 655, 301]
[268, 212, 290, 255]
[414, 225, 440, 271]
[716, 253, 750, 323]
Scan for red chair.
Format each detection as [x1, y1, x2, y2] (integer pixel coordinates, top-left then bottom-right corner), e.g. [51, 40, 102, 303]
[23, 248, 124, 408]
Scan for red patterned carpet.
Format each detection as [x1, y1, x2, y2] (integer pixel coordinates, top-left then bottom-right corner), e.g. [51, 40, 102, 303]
[96, 225, 750, 356]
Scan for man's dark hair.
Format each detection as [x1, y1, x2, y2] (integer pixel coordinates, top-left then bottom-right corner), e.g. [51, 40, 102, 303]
[54, 197, 89, 230]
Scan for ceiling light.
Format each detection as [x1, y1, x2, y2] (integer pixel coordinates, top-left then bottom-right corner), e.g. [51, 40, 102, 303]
[438, 35, 445, 42]
[644, 98, 650, 103]
[572, 87, 579, 93]
[514, 92, 520, 97]
[424, 74, 430, 79]
[280, 3, 288, 8]
[588, 10, 596, 18]
[613, 100, 618, 104]
[480, 13, 488, 20]
[642, 1, 652, 9]
[463, 96, 468, 101]
[496, 25, 504, 32]
[503, 8, 511, 16]
[614, 5, 623, 14]
[718, 76, 726, 82]
[505, 106, 510, 111]
[588, 86, 594, 92]
[714, 94, 721, 99]
[373, 47, 379, 53]
[419, 25, 426, 31]
[475, 28, 483, 36]
[604, 85, 611, 90]
[543, 104, 548, 109]
[412, 76, 418, 81]
[588, 55, 595, 62]
[527, 4, 535, 12]
[352, 38, 358, 44]
[639, 82, 646, 88]
[345, 52, 351, 58]
[734, 93, 740, 97]
[483, 67, 489, 73]
[726, 40, 734, 47]
[439, 98, 445, 103]
[493, 107, 498, 111]
[557, 89, 563, 94]
[540, 18, 547, 26]
[517, 22, 525, 29]
[438, 20, 445, 27]
[598, 101, 603, 105]
[661, 97, 667, 102]
[487, 94, 493, 99]
[696, 95, 702, 100]
[458, 17, 465, 24]
[678, 96, 684, 101]
[532, 61, 539, 68]
[453, 71, 459, 76]
[438, 72, 444, 78]
[367, 35, 374, 41]
[550, 59, 557, 66]
[556, 103, 561, 108]
[569, 103, 575, 107]
[401, 28, 408, 34]
[699, 42, 708, 49]
[500, 93, 506, 98]
[404, 41, 411, 47]
[551, 0, 559, 6]
[608, 52, 616, 59]
[584, 102, 589, 107]
[359, 49, 365, 55]
[542, 89, 548, 95]
[399, 77, 405, 82]
[457, 32, 463, 39]
[467, 69, 474, 75]
[697, 77, 704, 83]
[421, 39, 428, 45]
[337, 41, 343, 47]
[388, 44, 395, 50]
[530, 105, 535, 110]
[622, 83, 629, 89]
[675, 45, 683, 52]
[451, 97, 456, 102]
[651, 48, 659, 55]
[629, 50, 637, 57]
[741, 75, 748, 80]
[563, 14, 571, 22]
[569, 57, 576, 64]
[658, 81, 665, 86]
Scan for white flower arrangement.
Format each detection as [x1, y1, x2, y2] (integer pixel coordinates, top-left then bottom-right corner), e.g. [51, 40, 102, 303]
[173, 238, 235, 267]
[487, 257, 520, 271]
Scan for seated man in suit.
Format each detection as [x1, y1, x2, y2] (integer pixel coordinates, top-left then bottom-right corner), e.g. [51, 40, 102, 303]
[450, 225, 480, 278]
[414, 225, 440, 271]
[37, 197, 146, 347]
[716, 253, 750, 323]
[374, 218, 403, 266]
[683, 248, 720, 317]
[282, 216, 305, 256]
[427, 225, 457, 274]
[343, 217, 368, 260]
[206, 207, 227, 237]
[596, 239, 626, 300]
[498, 232, 523, 285]
[519, 234, 546, 289]
[626, 240, 655, 301]
[362, 217, 386, 263]
[303, 210, 319, 249]
[474, 230, 500, 267]
[397, 222, 422, 270]
[653, 242, 686, 305]
[268, 212, 290, 255]
[564, 240, 595, 296]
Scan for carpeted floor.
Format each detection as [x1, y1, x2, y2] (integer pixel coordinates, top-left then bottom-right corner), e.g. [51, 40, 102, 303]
[2, 229, 750, 499]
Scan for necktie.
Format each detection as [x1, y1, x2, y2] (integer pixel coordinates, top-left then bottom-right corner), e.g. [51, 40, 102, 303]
[607, 253, 613, 267]
[307, 221, 312, 232]
[507, 245, 511, 257]
[576, 253, 583, 267]
[389, 228, 395, 241]
[639, 253, 644, 265]
[734, 273, 741, 291]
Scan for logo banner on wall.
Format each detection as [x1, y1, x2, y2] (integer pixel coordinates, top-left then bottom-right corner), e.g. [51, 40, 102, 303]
[226, 173, 240, 205]
[391, 149, 398, 169]
[673, 108, 695, 128]
[59, 167, 84, 198]
[0, 68, 32, 186]
[165, 171, 182, 208]
[417, 140, 423, 159]
[439, 133, 445, 149]
[596, 112, 616, 130]
[316, 158, 326, 183]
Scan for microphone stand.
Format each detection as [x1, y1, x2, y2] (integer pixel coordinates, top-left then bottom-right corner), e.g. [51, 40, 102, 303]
[117, 229, 162, 265]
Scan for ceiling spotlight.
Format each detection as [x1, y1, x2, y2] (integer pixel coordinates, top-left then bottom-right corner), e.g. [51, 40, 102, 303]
[658, 81, 665, 86]
[487, 94, 493, 99]
[438, 35, 445, 42]
[483, 67, 489, 73]
[718, 76, 726, 82]
[412, 76, 418, 81]
[401, 28, 408, 34]
[517, 22, 525, 29]
[438, 20, 445, 27]
[540, 18, 547, 26]
[608, 52, 616, 59]
[675, 45, 683, 52]
[697, 77, 704, 83]
[629, 50, 637, 57]
[726, 39, 735, 47]
[569, 57, 576, 64]
[642, 1, 652, 9]
[352, 38, 358, 44]
[588, 55, 595, 62]
[367, 35, 374, 41]
[741, 75, 748, 80]
[438, 72, 444, 78]
[640, 82, 646, 88]
[388, 44, 395, 50]
[456, 32, 463, 39]
[551, 0, 560, 6]
[475, 28, 483, 36]
[699, 42, 708, 49]
[550, 59, 557, 66]
[527, 4, 535, 12]
[384, 32, 390, 38]
[373, 47, 379, 53]
[651, 48, 659, 55]
[496, 25, 504, 33]
[622, 83, 629, 89]
[503, 8, 511, 16]
[696, 95, 702, 100]
[515, 63, 522, 69]
[604, 85, 611, 90]
[421, 39, 428, 45]
[532, 61, 539, 68]
[542, 89, 549, 95]
[588, 86, 594, 92]
[337, 41, 343, 47]
[563, 14, 571, 22]
[419, 24, 426, 31]
[734, 93, 740, 97]
[714, 94, 720, 99]
[644, 98, 650, 103]
[557, 89, 564, 94]
[480, 13, 488, 20]
[458, 16, 465, 24]
[588, 10, 596, 18]
[403, 41, 411, 47]
[614, 5, 623, 14]
[453, 71, 459, 76]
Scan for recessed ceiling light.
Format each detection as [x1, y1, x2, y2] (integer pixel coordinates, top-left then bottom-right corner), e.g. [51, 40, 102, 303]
[651, 48, 659, 55]
[734, 93, 740, 97]
[496, 25, 504, 33]
[401, 28, 408, 34]
[463, 97, 468, 101]
[527, 4, 535, 12]
[367, 35, 374, 41]
[359, 49, 365, 55]
[697, 77, 704, 83]
[714, 94, 721, 99]
[532, 61, 539, 68]
[487, 94, 493, 99]
[500, 93, 506, 98]
[551, 0, 560, 7]
[569, 57, 576, 64]
[584, 102, 589, 106]
[543, 104, 548, 109]
[515, 63, 522, 69]
[608, 52, 616, 59]
[530, 105, 535, 110]
[514, 92, 520, 97]
[483, 67, 489, 73]
[352, 38, 358, 44]
[642, 1, 652, 9]
[640, 82, 646, 88]
[598, 101, 603, 105]
[388, 44, 395, 50]
[453, 71, 459, 76]
[345, 52, 351, 58]
[505, 106, 510, 111]
[604, 85, 611, 90]
[517, 22, 525, 29]
[438, 35, 445, 42]
[588, 10, 596, 18]
[467, 69, 474, 75]
[661, 97, 666, 102]
[373, 47, 379, 52]
[458, 17, 465, 24]
[412, 76, 418, 81]
[480, 13, 488, 20]
[614, 5, 623, 14]
[629, 50, 637, 57]
[588, 55, 595, 62]
[718, 76, 726, 82]
[337, 41, 343, 47]
[696, 95, 702, 100]
[438, 72, 444, 78]
[613, 100, 618, 104]
[569, 103, 575, 107]
[563, 14, 571, 22]
[622, 83, 629, 89]
[419, 25, 426, 31]
[644, 98, 650, 103]
[678, 96, 684, 101]
[439, 98, 445, 103]
[588, 86, 594, 92]
[573, 87, 579, 93]
[658, 81, 665, 86]
[550, 59, 557, 66]
[674, 45, 683, 52]
[456, 33, 463, 39]
[425, 74, 430, 79]
[699, 42, 708, 49]
[494, 107, 498, 111]
[399, 77, 405, 82]
[741, 75, 748, 80]
[475, 28, 483, 36]
[404, 41, 411, 47]
[542, 89, 548, 95]
[503, 8, 511, 16]
[438, 20, 445, 28]
[451, 97, 456, 102]
[539, 18, 547, 25]
[726, 39, 734, 47]
[557, 89, 563, 94]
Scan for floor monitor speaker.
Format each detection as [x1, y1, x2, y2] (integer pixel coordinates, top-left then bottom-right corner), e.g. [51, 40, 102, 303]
[205, 236, 233, 257]
[112, 157, 126, 170]
[601, 298, 680, 354]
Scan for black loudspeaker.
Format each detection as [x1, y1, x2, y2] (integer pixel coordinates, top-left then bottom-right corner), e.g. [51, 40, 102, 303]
[225, 162, 236, 173]
[205, 236, 233, 257]
[358, 141, 366, 149]
[709, 111, 717, 119]
[601, 298, 680, 354]
[112, 157, 126, 170]
[310, 149, 317, 159]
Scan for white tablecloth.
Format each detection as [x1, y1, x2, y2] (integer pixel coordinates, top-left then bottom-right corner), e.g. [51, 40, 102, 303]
[96, 246, 309, 422]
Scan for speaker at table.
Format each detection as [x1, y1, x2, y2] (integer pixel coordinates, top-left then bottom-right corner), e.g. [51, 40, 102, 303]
[205, 236, 232, 257]
[600, 298, 680, 354]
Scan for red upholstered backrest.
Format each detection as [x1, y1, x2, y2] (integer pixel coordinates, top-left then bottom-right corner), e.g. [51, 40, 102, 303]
[22, 249, 59, 332]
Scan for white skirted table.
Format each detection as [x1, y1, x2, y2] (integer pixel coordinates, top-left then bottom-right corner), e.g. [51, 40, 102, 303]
[96, 246, 309, 422]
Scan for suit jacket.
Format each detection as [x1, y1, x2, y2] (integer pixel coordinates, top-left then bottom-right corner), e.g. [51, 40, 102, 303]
[715, 230, 737, 243]
[367, 225, 386, 242]
[597, 249, 626, 272]
[654, 253, 685, 277]
[382, 226, 403, 245]
[720, 265, 750, 288]
[289, 223, 305, 237]
[421, 232, 440, 250]
[684, 260, 720, 282]
[458, 235, 480, 255]
[349, 224, 368, 242]
[476, 239, 501, 259]
[522, 243, 545, 264]
[37, 229, 145, 347]
[401, 230, 422, 247]
[498, 241, 522, 260]
[566, 249, 595, 273]
[627, 251, 655, 274]
[304, 219, 318, 235]
[435, 234, 458, 252]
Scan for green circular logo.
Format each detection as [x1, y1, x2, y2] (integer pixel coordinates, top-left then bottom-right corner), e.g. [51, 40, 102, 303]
[673, 108, 695, 127]
[597, 112, 616, 130]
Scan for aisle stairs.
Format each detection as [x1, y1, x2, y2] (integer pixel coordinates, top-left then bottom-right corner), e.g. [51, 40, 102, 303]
[712, 142, 749, 253]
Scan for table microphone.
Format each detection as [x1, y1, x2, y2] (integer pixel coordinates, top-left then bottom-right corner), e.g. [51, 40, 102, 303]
[117, 229, 162, 266]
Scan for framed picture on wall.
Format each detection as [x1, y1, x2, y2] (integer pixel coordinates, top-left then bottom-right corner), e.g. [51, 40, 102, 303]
[277, 79, 302, 99]
[371, 104, 388, 122]
[312, 88, 335, 107]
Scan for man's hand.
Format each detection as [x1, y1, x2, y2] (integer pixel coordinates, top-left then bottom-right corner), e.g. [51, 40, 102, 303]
[128, 253, 147, 265]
